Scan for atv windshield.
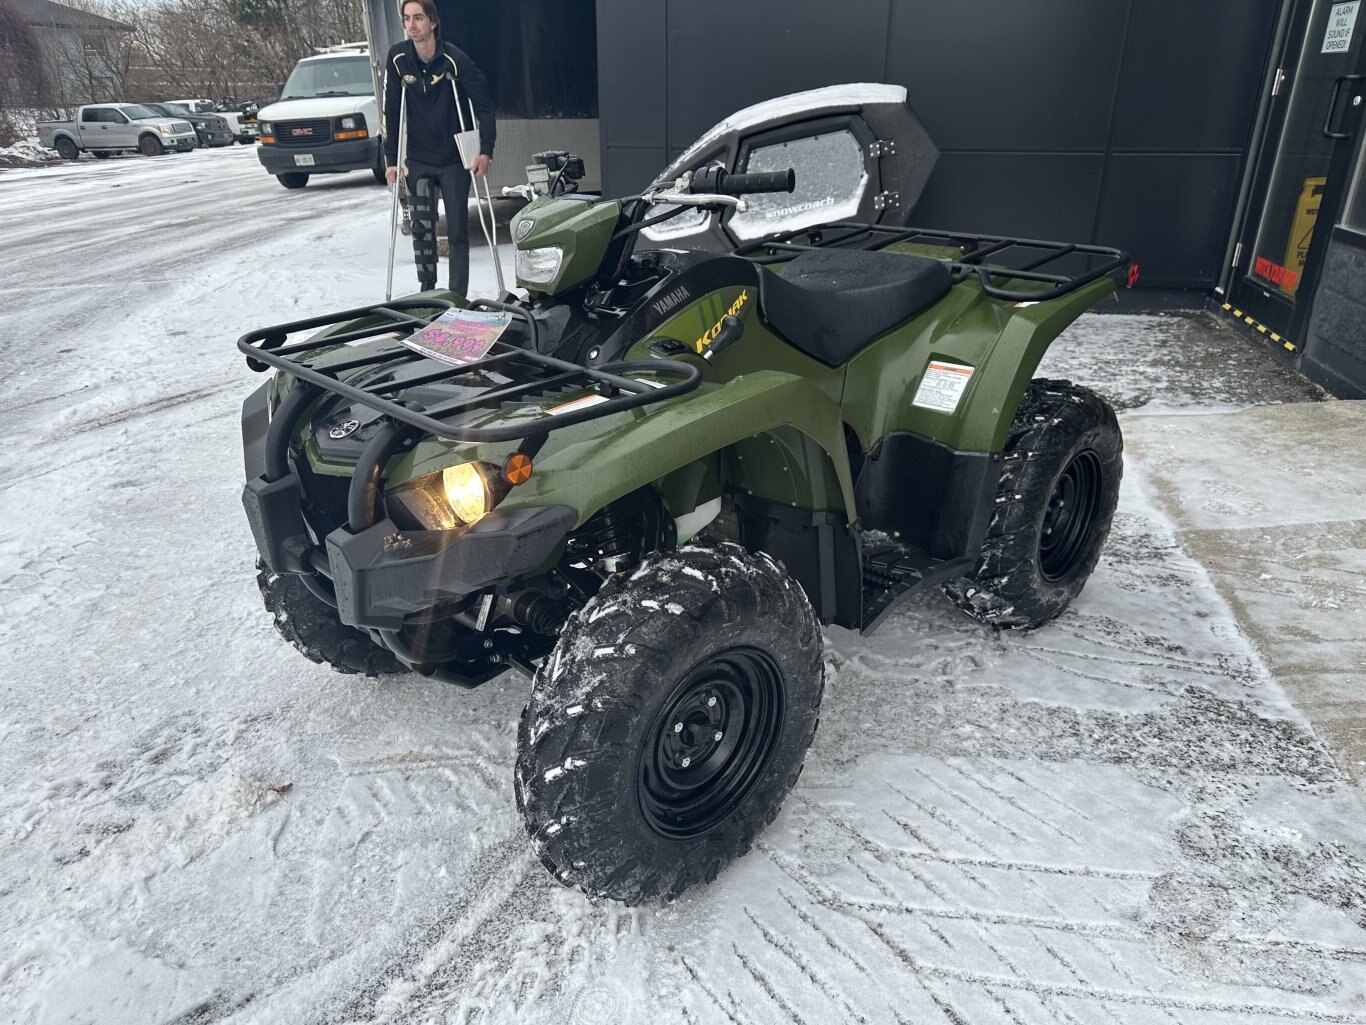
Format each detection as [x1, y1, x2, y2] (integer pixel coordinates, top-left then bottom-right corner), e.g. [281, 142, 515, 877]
[280, 57, 373, 100]
[642, 83, 937, 252]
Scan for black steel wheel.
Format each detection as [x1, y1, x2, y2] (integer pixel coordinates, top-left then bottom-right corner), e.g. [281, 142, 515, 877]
[255, 560, 404, 677]
[276, 172, 309, 189]
[639, 647, 784, 839]
[516, 543, 823, 904]
[944, 379, 1122, 629]
[55, 136, 79, 161]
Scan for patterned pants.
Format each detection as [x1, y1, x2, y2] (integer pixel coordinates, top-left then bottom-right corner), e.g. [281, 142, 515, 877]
[406, 157, 471, 295]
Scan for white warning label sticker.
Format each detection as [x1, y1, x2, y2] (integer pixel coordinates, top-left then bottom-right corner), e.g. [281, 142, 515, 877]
[911, 360, 975, 413]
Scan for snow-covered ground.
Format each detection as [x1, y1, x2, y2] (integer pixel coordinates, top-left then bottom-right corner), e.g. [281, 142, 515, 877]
[1, 147, 1363, 1025]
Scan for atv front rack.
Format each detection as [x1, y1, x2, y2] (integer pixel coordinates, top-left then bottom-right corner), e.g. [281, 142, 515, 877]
[237, 297, 702, 444]
[733, 223, 1131, 303]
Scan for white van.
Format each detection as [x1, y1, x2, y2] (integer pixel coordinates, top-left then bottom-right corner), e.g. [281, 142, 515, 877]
[254, 44, 383, 190]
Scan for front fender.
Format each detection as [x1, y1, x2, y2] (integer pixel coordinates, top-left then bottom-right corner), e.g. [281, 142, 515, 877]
[495, 369, 855, 526]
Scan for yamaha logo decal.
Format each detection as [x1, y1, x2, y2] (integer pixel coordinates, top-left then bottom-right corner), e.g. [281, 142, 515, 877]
[514, 218, 534, 241]
[329, 419, 361, 439]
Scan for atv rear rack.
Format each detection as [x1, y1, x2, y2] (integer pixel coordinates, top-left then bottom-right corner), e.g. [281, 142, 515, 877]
[237, 297, 702, 444]
[733, 223, 1131, 303]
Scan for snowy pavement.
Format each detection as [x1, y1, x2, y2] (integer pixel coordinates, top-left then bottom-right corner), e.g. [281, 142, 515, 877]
[1, 148, 1364, 1025]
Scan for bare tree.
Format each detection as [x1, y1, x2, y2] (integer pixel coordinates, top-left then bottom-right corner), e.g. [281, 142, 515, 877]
[0, 0, 57, 144]
[61, 0, 140, 102]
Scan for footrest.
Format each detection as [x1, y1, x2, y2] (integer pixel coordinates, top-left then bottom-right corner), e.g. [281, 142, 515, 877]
[861, 536, 972, 634]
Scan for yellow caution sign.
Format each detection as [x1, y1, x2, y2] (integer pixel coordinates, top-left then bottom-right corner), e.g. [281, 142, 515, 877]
[1281, 175, 1327, 296]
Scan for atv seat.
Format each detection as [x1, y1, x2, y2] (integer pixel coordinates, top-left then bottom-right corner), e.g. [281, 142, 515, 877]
[758, 249, 952, 367]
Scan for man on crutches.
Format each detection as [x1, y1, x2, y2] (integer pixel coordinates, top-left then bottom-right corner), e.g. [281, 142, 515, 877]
[382, 0, 496, 297]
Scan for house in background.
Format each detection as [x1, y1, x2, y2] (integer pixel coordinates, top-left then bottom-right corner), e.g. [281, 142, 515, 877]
[13, 0, 133, 106]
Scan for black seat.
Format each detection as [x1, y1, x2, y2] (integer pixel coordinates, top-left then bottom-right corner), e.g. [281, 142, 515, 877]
[758, 248, 952, 366]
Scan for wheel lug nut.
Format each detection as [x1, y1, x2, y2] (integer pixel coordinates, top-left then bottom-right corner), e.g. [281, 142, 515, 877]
[681, 756, 691, 767]
[674, 722, 683, 733]
[713, 731, 723, 741]
[707, 697, 717, 707]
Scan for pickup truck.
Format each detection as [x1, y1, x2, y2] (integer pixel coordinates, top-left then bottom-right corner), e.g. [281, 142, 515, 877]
[144, 102, 234, 147]
[170, 98, 259, 144]
[38, 104, 198, 159]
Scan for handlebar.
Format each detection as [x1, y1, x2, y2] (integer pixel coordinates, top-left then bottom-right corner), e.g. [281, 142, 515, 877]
[687, 165, 796, 196]
[719, 169, 796, 195]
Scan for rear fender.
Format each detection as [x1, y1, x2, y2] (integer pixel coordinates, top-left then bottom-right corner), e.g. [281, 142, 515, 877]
[846, 275, 1116, 453]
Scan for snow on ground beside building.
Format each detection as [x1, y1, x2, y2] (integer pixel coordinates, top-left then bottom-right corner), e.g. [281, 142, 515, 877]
[0, 150, 1363, 1025]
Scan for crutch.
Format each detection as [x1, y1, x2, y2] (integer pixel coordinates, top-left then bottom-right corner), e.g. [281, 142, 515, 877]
[452, 82, 506, 295]
[384, 80, 410, 302]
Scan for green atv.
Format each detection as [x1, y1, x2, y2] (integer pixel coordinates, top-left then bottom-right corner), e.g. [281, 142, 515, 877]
[239, 85, 1130, 904]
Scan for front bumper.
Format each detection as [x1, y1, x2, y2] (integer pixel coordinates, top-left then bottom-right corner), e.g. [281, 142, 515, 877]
[257, 137, 379, 175]
[243, 468, 576, 630]
[167, 133, 196, 151]
[199, 128, 234, 147]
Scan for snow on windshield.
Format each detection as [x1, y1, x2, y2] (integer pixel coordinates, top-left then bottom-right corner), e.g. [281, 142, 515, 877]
[729, 130, 869, 240]
[657, 82, 907, 183]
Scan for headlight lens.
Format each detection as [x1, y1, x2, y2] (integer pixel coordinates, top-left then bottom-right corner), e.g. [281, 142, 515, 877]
[258, 121, 272, 135]
[515, 245, 563, 286]
[339, 116, 358, 130]
[386, 461, 510, 530]
[442, 463, 491, 524]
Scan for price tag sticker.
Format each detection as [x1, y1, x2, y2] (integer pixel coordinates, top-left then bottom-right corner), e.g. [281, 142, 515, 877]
[402, 309, 512, 365]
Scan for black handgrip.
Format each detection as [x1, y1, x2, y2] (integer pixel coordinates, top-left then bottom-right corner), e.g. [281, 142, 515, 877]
[719, 168, 796, 195]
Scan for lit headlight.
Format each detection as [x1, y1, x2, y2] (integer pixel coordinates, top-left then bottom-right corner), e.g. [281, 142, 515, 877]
[339, 116, 359, 130]
[515, 245, 563, 285]
[386, 461, 511, 530]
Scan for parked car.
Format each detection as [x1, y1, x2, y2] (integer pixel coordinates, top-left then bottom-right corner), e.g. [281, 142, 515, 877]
[219, 97, 263, 143]
[144, 102, 234, 147]
[37, 103, 198, 159]
[170, 98, 258, 144]
[255, 43, 383, 189]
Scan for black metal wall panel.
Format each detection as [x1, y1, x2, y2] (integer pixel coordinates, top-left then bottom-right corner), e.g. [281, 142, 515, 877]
[1095, 153, 1246, 286]
[912, 154, 1105, 241]
[595, 0, 666, 149]
[1111, 0, 1277, 152]
[595, 0, 1273, 288]
[662, 0, 892, 152]
[885, 0, 1130, 152]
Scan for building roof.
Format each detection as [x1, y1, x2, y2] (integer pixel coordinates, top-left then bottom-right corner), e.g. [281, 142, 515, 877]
[12, 0, 132, 32]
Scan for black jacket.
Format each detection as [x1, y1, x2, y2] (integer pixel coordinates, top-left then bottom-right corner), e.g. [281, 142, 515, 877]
[383, 38, 496, 168]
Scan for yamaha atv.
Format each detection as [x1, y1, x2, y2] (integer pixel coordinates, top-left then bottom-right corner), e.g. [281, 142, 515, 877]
[239, 85, 1131, 904]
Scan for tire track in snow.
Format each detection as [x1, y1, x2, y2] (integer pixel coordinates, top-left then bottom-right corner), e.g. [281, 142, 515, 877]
[741, 904, 871, 1024]
[866, 920, 1366, 1024]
